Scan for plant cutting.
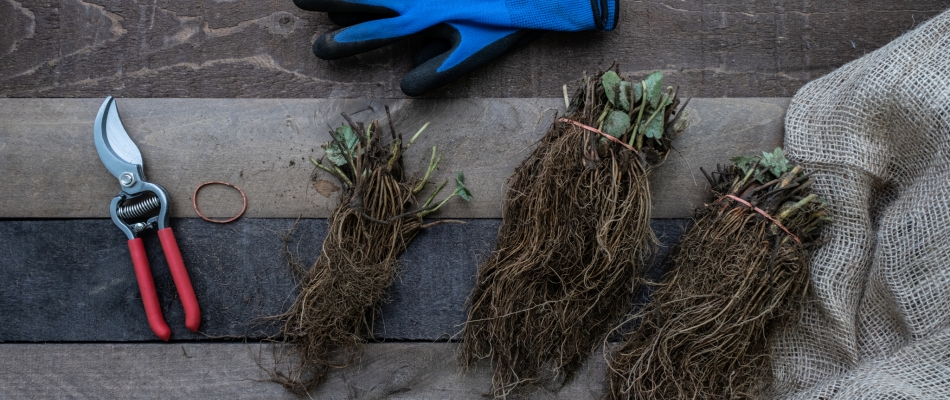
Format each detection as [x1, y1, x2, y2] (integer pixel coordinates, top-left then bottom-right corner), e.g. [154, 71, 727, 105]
[607, 149, 830, 399]
[460, 68, 689, 398]
[270, 111, 470, 394]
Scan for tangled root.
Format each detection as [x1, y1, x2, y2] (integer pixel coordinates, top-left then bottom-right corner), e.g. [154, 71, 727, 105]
[268, 114, 460, 395]
[460, 69, 687, 398]
[607, 160, 828, 399]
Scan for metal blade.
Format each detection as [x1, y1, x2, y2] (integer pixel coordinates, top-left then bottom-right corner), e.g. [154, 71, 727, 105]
[102, 97, 142, 165]
[94, 97, 145, 182]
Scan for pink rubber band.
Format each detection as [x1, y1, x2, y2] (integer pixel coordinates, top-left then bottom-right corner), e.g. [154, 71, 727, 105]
[558, 118, 639, 153]
[724, 194, 802, 244]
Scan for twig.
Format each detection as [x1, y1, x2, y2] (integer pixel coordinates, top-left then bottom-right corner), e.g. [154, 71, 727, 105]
[413, 147, 443, 194]
[630, 81, 649, 148]
[408, 122, 430, 148]
[311, 157, 353, 187]
[562, 85, 570, 109]
[420, 220, 468, 229]
[341, 112, 366, 139]
[385, 106, 397, 140]
[358, 204, 438, 225]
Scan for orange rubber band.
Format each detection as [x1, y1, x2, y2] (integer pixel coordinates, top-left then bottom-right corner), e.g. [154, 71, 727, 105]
[558, 118, 639, 153]
[724, 194, 801, 244]
[193, 181, 247, 224]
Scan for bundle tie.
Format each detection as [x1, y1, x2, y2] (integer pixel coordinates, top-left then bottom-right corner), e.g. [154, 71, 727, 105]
[724, 194, 802, 244]
[558, 118, 638, 153]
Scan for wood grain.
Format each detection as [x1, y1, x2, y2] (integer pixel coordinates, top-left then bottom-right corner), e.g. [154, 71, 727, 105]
[0, 97, 785, 219]
[0, 342, 612, 399]
[0, 219, 689, 342]
[2, 1, 940, 396]
[1, 1, 948, 98]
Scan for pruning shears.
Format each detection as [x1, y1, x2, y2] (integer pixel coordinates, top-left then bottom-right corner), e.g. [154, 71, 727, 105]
[94, 96, 201, 341]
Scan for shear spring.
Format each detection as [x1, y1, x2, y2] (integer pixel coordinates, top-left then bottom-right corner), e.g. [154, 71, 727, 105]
[118, 194, 160, 220]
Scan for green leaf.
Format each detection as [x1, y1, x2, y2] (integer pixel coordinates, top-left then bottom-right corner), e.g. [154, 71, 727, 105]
[324, 125, 360, 167]
[618, 81, 632, 112]
[773, 147, 786, 161]
[323, 145, 347, 167]
[761, 147, 791, 177]
[602, 71, 623, 107]
[336, 125, 359, 148]
[633, 82, 643, 106]
[644, 71, 664, 109]
[730, 155, 758, 175]
[643, 113, 664, 139]
[603, 110, 631, 138]
[455, 171, 473, 202]
[732, 148, 791, 182]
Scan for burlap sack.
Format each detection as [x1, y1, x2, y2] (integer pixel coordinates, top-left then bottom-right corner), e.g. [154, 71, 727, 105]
[774, 8, 950, 399]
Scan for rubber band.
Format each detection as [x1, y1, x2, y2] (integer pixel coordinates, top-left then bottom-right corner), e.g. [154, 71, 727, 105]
[724, 194, 802, 244]
[193, 181, 247, 224]
[558, 118, 639, 153]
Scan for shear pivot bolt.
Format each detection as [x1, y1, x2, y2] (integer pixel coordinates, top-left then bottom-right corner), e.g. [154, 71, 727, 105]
[120, 172, 136, 187]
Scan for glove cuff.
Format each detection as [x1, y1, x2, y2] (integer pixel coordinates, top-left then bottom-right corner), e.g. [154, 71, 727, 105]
[591, 0, 619, 31]
[506, 0, 618, 32]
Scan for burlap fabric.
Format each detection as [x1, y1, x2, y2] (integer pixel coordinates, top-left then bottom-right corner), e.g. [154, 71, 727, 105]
[774, 8, 950, 399]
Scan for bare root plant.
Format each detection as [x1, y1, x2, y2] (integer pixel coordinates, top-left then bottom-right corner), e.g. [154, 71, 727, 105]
[460, 68, 689, 398]
[269, 112, 470, 395]
[607, 153, 830, 399]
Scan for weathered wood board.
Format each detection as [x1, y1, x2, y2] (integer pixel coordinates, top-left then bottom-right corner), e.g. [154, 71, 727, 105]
[0, 219, 689, 342]
[3, 0, 944, 397]
[0, 98, 786, 219]
[1, 1, 948, 98]
[0, 342, 611, 399]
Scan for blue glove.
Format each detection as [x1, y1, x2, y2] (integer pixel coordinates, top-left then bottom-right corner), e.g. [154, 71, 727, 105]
[294, 0, 619, 95]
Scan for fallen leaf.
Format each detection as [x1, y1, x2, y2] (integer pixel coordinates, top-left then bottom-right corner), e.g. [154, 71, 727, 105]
[312, 179, 340, 197]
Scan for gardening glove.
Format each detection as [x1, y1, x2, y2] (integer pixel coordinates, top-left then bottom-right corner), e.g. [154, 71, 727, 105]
[294, 0, 619, 95]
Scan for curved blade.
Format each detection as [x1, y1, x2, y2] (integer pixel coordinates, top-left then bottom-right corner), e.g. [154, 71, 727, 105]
[94, 97, 145, 182]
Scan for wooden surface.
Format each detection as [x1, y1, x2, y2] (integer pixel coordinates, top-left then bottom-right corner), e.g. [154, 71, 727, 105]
[0, 342, 612, 399]
[0, 97, 786, 220]
[0, 219, 689, 342]
[3, 1, 941, 397]
[1, 1, 947, 98]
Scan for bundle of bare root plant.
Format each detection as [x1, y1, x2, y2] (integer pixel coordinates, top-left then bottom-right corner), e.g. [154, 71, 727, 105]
[607, 148, 830, 399]
[269, 112, 471, 395]
[460, 69, 689, 398]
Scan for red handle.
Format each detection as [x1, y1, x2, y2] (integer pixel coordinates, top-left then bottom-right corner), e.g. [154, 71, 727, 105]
[158, 227, 201, 332]
[128, 238, 171, 341]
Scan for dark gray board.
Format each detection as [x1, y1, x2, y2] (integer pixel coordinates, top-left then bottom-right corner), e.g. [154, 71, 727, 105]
[0, 218, 690, 342]
[2, 1, 948, 98]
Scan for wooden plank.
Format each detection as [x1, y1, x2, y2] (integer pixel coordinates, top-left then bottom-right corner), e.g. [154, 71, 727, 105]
[0, 97, 785, 219]
[0, 342, 611, 399]
[1, 1, 948, 98]
[0, 219, 690, 342]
